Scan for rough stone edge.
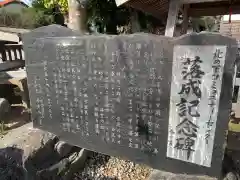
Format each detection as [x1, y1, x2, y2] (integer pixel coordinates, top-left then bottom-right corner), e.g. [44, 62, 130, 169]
[148, 170, 217, 180]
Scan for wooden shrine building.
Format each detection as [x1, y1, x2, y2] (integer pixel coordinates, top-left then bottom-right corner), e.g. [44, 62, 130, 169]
[115, 0, 240, 37]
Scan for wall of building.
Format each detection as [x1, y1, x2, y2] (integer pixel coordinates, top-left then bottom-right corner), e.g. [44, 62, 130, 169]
[220, 15, 240, 117]
[0, 3, 27, 14]
[220, 15, 240, 39]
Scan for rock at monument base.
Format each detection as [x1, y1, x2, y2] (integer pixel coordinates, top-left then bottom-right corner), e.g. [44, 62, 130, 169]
[40, 132, 57, 146]
[36, 158, 70, 180]
[0, 122, 90, 180]
[23, 130, 89, 180]
[25, 133, 58, 168]
[54, 141, 73, 158]
[63, 149, 91, 180]
[148, 170, 217, 180]
[35, 148, 90, 180]
[23, 132, 59, 179]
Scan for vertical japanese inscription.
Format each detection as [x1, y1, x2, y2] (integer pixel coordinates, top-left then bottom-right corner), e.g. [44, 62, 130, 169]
[122, 40, 161, 155]
[175, 56, 204, 159]
[54, 40, 87, 134]
[26, 34, 172, 170]
[167, 45, 226, 167]
[205, 49, 225, 145]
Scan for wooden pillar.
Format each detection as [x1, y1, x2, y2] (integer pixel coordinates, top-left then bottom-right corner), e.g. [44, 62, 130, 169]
[181, 4, 189, 35]
[165, 0, 180, 37]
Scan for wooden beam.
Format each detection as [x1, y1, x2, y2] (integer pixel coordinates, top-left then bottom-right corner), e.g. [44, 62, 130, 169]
[181, 0, 227, 4]
[189, 5, 240, 16]
[181, 4, 189, 35]
[165, 0, 180, 37]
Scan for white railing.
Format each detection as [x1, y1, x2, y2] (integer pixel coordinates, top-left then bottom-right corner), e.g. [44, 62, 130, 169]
[0, 44, 24, 63]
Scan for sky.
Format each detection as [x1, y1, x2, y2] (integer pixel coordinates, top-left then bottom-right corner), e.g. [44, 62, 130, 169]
[23, 0, 31, 5]
[223, 15, 240, 21]
[21, 0, 31, 5]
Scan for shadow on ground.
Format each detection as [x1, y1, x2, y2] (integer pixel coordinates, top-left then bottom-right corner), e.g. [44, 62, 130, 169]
[5, 106, 31, 131]
[0, 146, 26, 180]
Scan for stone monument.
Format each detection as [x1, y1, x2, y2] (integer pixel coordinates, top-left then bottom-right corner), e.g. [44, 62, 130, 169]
[23, 27, 237, 179]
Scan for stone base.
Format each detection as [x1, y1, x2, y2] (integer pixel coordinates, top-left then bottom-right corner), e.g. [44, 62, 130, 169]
[0, 124, 91, 180]
[24, 134, 91, 180]
[148, 170, 217, 180]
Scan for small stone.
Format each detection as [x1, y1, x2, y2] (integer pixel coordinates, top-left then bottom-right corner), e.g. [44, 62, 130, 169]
[63, 149, 90, 180]
[54, 141, 73, 158]
[73, 153, 152, 180]
[113, 168, 117, 175]
[40, 132, 57, 146]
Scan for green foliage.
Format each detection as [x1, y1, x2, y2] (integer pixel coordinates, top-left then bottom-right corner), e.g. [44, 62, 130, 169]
[32, 0, 46, 10]
[26, 0, 162, 33]
[87, 0, 129, 25]
[0, 0, 69, 29]
[30, 0, 161, 34]
[32, 0, 65, 25]
[0, 8, 54, 29]
[21, 8, 54, 28]
[32, 0, 68, 13]
[43, 0, 68, 13]
[86, 0, 164, 34]
[32, 0, 132, 33]
[86, 0, 131, 34]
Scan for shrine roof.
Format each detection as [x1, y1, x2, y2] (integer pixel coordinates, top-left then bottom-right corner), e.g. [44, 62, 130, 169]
[115, 0, 240, 18]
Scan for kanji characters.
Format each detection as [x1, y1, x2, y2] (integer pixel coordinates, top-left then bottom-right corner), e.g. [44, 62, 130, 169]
[174, 55, 205, 158]
[182, 56, 205, 80]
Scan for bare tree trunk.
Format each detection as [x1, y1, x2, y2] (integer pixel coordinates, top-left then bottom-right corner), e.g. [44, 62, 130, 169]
[68, 0, 87, 33]
[130, 9, 140, 33]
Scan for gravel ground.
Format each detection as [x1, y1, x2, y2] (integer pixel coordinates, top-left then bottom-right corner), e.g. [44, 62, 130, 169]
[74, 152, 153, 180]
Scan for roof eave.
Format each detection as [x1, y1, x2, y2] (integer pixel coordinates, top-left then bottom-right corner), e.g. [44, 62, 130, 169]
[115, 0, 131, 6]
